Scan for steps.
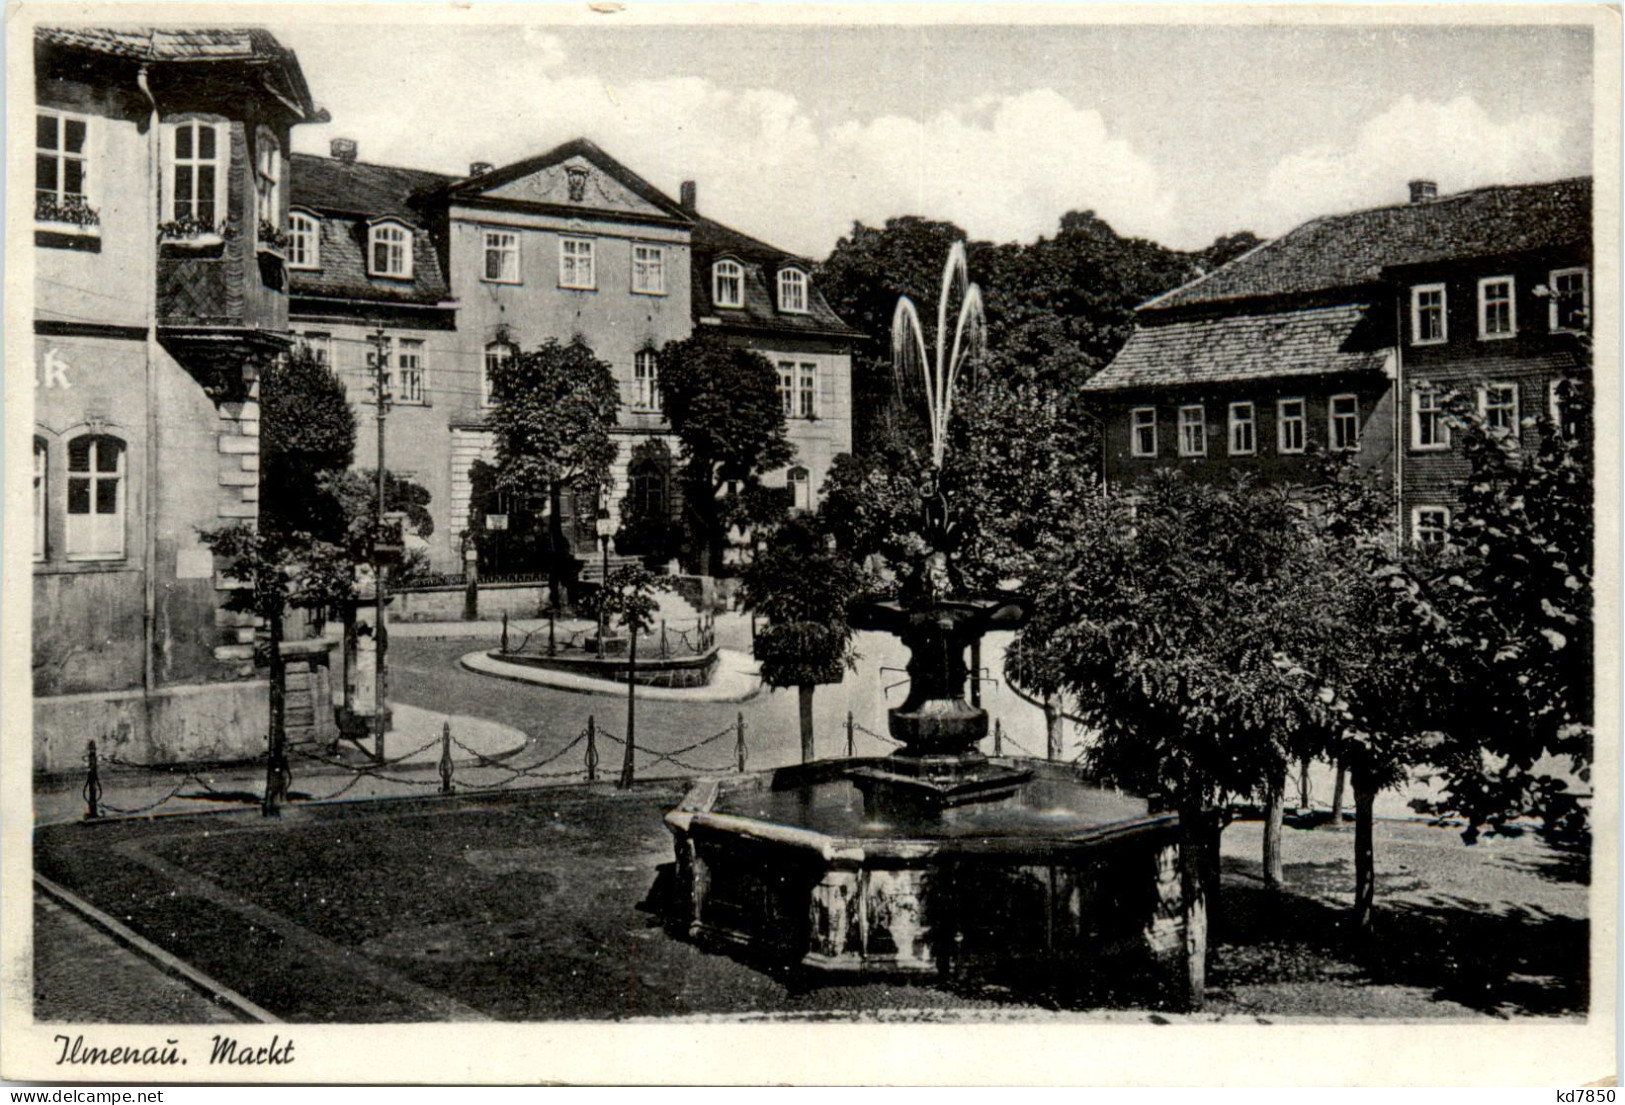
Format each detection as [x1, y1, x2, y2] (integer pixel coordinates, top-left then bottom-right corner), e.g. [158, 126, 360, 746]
[576, 554, 644, 584]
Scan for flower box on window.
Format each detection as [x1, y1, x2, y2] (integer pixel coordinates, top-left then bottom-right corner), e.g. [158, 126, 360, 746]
[35, 193, 100, 235]
[159, 215, 235, 250]
[257, 218, 290, 256]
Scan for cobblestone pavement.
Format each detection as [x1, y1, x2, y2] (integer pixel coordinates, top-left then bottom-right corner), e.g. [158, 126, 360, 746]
[32, 894, 241, 1025]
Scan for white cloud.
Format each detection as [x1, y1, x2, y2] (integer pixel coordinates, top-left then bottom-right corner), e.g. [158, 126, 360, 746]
[290, 32, 1174, 258]
[1252, 95, 1586, 236]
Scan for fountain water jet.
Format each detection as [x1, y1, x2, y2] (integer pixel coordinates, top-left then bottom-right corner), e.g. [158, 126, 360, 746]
[660, 246, 1196, 1004]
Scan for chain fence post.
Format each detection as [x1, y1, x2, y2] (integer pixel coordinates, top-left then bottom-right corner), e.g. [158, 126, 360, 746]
[548, 610, 556, 657]
[846, 711, 855, 758]
[585, 715, 599, 782]
[736, 712, 747, 773]
[994, 717, 1004, 756]
[501, 611, 510, 654]
[618, 632, 637, 790]
[439, 720, 454, 794]
[83, 740, 102, 821]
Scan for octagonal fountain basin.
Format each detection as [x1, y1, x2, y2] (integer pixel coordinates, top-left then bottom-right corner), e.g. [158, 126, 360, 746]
[663, 757, 1192, 1001]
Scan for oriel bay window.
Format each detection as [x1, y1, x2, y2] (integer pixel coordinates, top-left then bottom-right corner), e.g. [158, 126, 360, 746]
[66, 433, 125, 561]
[167, 120, 225, 225]
[1228, 402, 1255, 455]
[1177, 405, 1206, 456]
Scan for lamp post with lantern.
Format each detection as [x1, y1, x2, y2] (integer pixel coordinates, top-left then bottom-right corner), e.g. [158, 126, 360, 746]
[596, 484, 615, 647]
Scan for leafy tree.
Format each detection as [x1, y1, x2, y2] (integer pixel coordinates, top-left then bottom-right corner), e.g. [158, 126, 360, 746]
[743, 514, 866, 761]
[259, 348, 356, 543]
[592, 564, 668, 788]
[657, 332, 794, 575]
[485, 338, 621, 609]
[1402, 365, 1594, 849]
[1018, 474, 1336, 1006]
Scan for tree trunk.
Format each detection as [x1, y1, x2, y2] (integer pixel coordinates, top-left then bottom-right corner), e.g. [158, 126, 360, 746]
[1352, 764, 1377, 943]
[1331, 760, 1347, 824]
[263, 608, 287, 817]
[547, 480, 565, 612]
[798, 685, 815, 763]
[1043, 694, 1063, 760]
[1176, 783, 1208, 1011]
[1297, 757, 1312, 810]
[1263, 761, 1287, 890]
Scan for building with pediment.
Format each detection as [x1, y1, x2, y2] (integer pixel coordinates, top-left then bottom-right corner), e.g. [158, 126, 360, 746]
[289, 137, 859, 575]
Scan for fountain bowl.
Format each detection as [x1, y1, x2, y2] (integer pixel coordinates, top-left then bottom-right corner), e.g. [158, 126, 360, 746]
[663, 757, 1192, 997]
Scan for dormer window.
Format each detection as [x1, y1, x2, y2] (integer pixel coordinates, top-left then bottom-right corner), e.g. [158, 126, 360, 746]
[287, 211, 319, 270]
[713, 259, 744, 308]
[369, 220, 413, 279]
[778, 267, 809, 314]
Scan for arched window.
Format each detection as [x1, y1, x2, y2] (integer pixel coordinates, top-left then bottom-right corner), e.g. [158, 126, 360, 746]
[787, 465, 811, 512]
[482, 340, 514, 406]
[368, 220, 413, 279]
[777, 267, 808, 314]
[66, 433, 125, 560]
[33, 438, 48, 561]
[288, 211, 319, 269]
[713, 259, 744, 308]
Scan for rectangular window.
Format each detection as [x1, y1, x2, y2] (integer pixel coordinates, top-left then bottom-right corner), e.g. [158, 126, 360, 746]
[560, 237, 595, 289]
[483, 231, 520, 283]
[1411, 284, 1447, 345]
[632, 245, 666, 295]
[34, 440, 47, 561]
[254, 131, 280, 229]
[1412, 506, 1450, 547]
[483, 342, 512, 407]
[633, 350, 661, 413]
[1482, 382, 1518, 436]
[1549, 267, 1589, 331]
[798, 363, 818, 418]
[169, 120, 222, 225]
[395, 339, 426, 404]
[1277, 398, 1306, 454]
[298, 332, 331, 366]
[1478, 277, 1515, 339]
[36, 110, 90, 223]
[1329, 394, 1360, 452]
[1412, 388, 1448, 450]
[1178, 405, 1206, 457]
[66, 435, 125, 561]
[1131, 407, 1157, 457]
[1228, 402, 1255, 455]
[777, 362, 796, 417]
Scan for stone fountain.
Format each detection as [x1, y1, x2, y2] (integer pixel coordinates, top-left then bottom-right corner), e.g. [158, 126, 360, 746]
[662, 245, 1194, 1002]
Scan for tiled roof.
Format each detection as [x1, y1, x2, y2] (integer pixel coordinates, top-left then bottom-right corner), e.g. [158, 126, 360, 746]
[289, 154, 454, 306]
[1084, 304, 1389, 392]
[1147, 177, 1592, 312]
[36, 26, 317, 117]
[690, 214, 863, 339]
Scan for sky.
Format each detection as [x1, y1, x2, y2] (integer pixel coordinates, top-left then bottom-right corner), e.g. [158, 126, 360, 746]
[276, 18, 1595, 258]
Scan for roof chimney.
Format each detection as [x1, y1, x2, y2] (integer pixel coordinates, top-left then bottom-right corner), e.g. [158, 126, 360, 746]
[1408, 179, 1438, 204]
[331, 137, 358, 163]
[680, 180, 697, 213]
[470, 161, 494, 177]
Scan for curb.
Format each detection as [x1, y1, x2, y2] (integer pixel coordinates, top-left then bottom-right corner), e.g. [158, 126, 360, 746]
[34, 873, 281, 1024]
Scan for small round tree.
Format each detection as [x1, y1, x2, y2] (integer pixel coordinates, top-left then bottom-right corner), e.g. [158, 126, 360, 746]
[743, 514, 865, 762]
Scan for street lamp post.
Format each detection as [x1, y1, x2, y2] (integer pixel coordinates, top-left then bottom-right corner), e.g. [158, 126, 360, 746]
[595, 487, 614, 648]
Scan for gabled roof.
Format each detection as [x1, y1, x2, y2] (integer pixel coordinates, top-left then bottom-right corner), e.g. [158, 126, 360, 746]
[288, 153, 453, 307]
[441, 137, 692, 224]
[36, 26, 319, 119]
[1084, 304, 1389, 392]
[690, 214, 863, 339]
[291, 153, 453, 222]
[1146, 177, 1592, 313]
